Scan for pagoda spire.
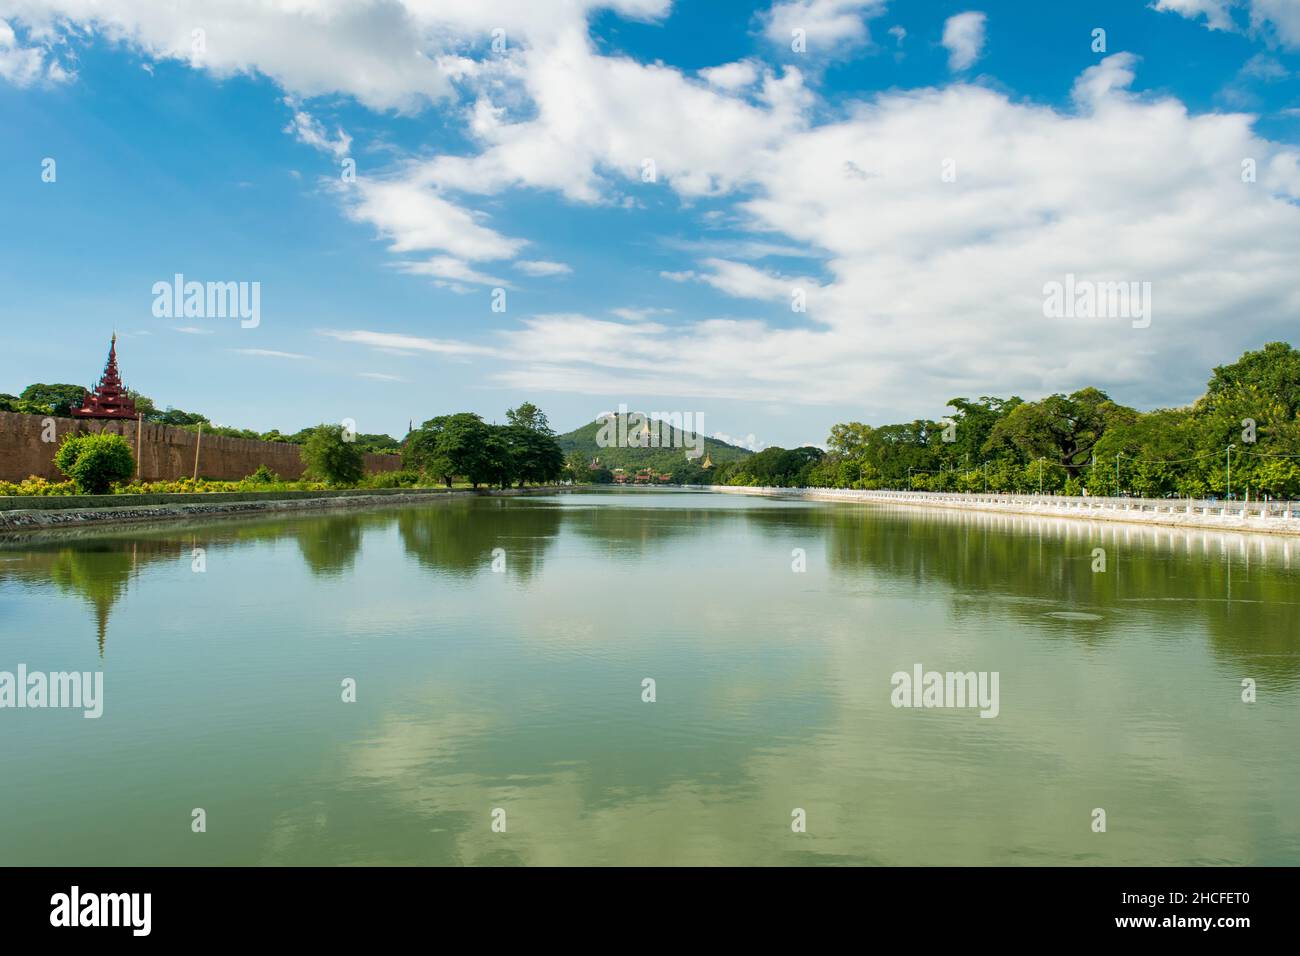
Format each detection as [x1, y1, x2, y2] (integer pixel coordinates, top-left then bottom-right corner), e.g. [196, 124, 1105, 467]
[70, 335, 138, 420]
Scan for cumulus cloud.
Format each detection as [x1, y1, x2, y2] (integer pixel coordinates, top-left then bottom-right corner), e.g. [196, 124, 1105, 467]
[761, 0, 888, 55]
[0, 0, 672, 110]
[1151, 0, 1236, 32]
[698, 59, 759, 90]
[1250, 0, 1300, 47]
[0, 17, 68, 86]
[10, 0, 1300, 423]
[941, 11, 987, 72]
[343, 175, 524, 262]
[1154, 0, 1300, 47]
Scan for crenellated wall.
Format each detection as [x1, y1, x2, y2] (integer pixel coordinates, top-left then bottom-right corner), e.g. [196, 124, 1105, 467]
[0, 411, 401, 482]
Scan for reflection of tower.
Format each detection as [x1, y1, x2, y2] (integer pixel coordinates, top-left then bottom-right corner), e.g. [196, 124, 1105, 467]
[95, 602, 109, 657]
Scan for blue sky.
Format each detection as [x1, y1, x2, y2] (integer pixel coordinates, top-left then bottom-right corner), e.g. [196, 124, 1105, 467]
[2, 0, 1299, 447]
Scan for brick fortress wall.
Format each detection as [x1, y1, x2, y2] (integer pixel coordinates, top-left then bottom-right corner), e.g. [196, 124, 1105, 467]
[0, 411, 402, 483]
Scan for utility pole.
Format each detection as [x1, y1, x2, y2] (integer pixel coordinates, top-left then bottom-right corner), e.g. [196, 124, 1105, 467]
[1227, 444, 1234, 499]
[1039, 457, 1044, 495]
[1115, 452, 1120, 498]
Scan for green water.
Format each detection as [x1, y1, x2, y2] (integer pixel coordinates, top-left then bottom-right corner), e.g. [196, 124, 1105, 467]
[1, 491, 1297, 866]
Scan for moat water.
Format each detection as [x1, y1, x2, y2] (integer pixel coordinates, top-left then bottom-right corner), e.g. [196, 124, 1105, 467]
[1, 491, 1297, 865]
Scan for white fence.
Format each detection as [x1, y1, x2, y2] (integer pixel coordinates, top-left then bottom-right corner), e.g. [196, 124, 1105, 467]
[704, 485, 1300, 532]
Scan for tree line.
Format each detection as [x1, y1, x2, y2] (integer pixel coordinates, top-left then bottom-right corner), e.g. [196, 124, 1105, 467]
[402, 403, 566, 489]
[710, 343, 1300, 499]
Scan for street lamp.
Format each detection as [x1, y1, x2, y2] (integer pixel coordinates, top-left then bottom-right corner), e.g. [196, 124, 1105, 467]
[983, 461, 989, 493]
[1115, 452, 1121, 498]
[1227, 444, 1235, 499]
[1038, 456, 1044, 495]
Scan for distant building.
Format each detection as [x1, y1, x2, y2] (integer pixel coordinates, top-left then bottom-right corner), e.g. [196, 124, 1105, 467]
[70, 335, 138, 420]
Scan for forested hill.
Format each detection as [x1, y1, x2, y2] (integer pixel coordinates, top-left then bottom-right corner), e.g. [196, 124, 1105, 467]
[556, 418, 753, 472]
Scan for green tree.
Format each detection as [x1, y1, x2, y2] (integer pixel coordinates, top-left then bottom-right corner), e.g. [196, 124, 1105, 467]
[20, 383, 87, 416]
[985, 388, 1134, 478]
[506, 401, 552, 435]
[54, 433, 135, 494]
[1205, 341, 1300, 419]
[301, 424, 365, 486]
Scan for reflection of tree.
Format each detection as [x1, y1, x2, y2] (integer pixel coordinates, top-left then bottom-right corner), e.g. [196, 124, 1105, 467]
[398, 498, 562, 580]
[807, 504, 1300, 680]
[291, 514, 365, 578]
[560, 498, 704, 553]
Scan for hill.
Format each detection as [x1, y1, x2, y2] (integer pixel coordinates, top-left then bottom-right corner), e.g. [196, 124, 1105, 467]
[556, 417, 753, 472]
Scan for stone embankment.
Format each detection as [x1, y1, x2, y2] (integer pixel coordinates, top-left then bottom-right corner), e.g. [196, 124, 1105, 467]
[0, 486, 588, 535]
[707, 486, 1300, 536]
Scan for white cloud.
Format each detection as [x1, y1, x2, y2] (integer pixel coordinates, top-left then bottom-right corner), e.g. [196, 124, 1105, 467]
[1250, 0, 1300, 47]
[318, 329, 497, 357]
[699, 59, 758, 91]
[515, 259, 572, 277]
[611, 306, 673, 321]
[1151, 0, 1236, 32]
[358, 372, 405, 381]
[11, 1, 1300, 424]
[1072, 52, 1140, 108]
[761, 0, 889, 54]
[941, 11, 987, 72]
[344, 175, 524, 262]
[1154, 0, 1300, 47]
[282, 101, 351, 158]
[693, 258, 823, 306]
[394, 256, 510, 291]
[0, 17, 67, 86]
[231, 348, 308, 359]
[0, 0, 673, 110]
[478, 56, 1300, 416]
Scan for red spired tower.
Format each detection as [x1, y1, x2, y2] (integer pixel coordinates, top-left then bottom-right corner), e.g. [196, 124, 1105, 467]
[70, 334, 138, 420]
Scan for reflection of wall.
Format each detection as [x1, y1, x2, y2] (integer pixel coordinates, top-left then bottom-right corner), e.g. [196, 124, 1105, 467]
[808, 504, 1300, 681]
[0, 411, 401, 482]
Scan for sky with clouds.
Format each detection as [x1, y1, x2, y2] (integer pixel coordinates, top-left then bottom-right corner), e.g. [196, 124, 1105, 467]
[1, 0, 1298, 448]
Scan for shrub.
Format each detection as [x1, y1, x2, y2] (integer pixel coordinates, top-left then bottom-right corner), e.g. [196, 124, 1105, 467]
[53, 433, 135, 494]
[361, 469, 421, 489]
[247, 465, 280, 484]
[301, 424, 366, 486]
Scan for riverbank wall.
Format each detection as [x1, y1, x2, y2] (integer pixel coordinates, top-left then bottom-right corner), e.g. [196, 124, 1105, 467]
[0, 411, 402, 482]
[0, 485, 590, 537]
[706, 486, 1300, 537]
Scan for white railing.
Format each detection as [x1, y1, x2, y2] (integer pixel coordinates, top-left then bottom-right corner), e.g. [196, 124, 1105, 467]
[705, 486, 1298, 521]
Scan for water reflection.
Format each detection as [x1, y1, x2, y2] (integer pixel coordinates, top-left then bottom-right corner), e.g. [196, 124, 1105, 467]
[397, 498, 563, 579]
[1, 492, 1298, 865]
[811, 505, 1300, 682]
[1, 494, 1297, 681]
